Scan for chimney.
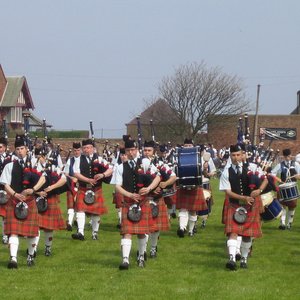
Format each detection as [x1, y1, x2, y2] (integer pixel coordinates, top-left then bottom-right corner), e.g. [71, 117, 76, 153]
[298, 91, 300, 114]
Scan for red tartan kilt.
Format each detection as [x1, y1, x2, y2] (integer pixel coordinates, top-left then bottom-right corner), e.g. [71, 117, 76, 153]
[151, 197, 170, 232]
[5, 196, 39, 237]
[66, 191, 75, 209]
[223, 195, 263, 238]
[0, 203, 7, 217]
[121, 197, 154, 235]
[280, 199, 297, 209]
[38, 195, 65, 230]
[112, 191, 123, 208]
[176, 187, 208, 211]
[75, 187, 108, 215]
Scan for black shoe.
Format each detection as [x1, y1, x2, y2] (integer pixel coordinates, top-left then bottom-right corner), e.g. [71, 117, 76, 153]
[226, 256, 237, 271]
[235, 253, 242, 261]
[7, 259, 18, 269]
[137, 257, 145, 268]
[66, 223, 72, 231]
[286, 223, 292, 230]
[170, 212, 177, 219]
[278, 224, 286, 230]
[72, 232, 84, 241]
[27, 255, 35, 267]
[240, 257, 248, 269]
[177, 228, 185, 238]
[149, 248, 157, 258]
[119, 261, 129, 270]
[45, 246, 52, 256]
[188, 231, 194, 237]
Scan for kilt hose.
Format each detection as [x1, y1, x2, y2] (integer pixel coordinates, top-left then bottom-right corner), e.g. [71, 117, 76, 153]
[0, 203, 7, 218]
[5, 196, 39, 237]
[151, 197, 170, 232]
[176, 187, 208, 211]
[120, 197, 154, 235]
[66, 191, 75, 209]
[223, 195, 263, 238]
[38, 195, 65, 231]
[75, 186, 108, 215]
[112, 191, 123, 209]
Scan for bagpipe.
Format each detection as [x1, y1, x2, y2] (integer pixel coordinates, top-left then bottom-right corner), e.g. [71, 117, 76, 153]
[134, 158, 157, 191]
[236, 114, 280, 192]
[89, 121, 112, 184]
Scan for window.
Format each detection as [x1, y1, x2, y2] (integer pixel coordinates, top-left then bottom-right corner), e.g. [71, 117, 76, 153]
[10, 107, 22, 123]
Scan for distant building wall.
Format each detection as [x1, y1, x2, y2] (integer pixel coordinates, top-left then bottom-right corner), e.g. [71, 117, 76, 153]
[208, 114, 300, 154]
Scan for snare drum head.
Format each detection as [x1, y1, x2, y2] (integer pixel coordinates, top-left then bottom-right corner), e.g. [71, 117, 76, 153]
[261, 191, 274, 206]
[203, 189, 211, 200]
[279, 182, 297, 189]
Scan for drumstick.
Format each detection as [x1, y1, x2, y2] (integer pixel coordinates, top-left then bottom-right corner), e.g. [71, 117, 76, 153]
[285, 174, 299, 182]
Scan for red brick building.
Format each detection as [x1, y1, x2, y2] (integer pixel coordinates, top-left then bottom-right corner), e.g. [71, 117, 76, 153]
[207, 93, 300, 154]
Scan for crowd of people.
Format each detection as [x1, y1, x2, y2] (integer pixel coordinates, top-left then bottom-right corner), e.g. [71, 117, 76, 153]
[0, 134, 298, 271]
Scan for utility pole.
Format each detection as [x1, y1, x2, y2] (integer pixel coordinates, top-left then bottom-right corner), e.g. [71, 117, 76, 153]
[253, 84, 260, 145]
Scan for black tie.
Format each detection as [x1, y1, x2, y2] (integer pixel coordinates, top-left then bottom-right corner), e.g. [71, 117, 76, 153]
[130, 160, 135, 169]
[19, 159, 25, 169]
[236, 165, 241, 175]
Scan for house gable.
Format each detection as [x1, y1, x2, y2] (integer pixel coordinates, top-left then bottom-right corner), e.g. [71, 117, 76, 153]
[0, 77, 34, 109]
[0, 65, 7, 102]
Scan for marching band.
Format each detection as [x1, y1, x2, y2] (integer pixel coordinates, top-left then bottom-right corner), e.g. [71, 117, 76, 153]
[0, 116, 299, 271]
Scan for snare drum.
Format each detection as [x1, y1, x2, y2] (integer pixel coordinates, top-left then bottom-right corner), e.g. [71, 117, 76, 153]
[202, 177, 210, 190]
[161, 187, 176, 198]
[261, 191, 274, 206]
[279, 182, 300, 203]
[176, 146, 202, 189]
[261, 199, 283, 222]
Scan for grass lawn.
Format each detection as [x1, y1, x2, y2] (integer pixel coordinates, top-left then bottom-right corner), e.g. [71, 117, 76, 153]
[0, 178, 299, 300]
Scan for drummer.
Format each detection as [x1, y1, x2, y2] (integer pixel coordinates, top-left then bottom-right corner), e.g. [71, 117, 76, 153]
[271, 148, 300, 230]
[197, 147, 217, 229]
[176, 139, 208, 237]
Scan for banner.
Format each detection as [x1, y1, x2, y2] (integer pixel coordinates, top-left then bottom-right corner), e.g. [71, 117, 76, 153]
[260, 128, 297, 140]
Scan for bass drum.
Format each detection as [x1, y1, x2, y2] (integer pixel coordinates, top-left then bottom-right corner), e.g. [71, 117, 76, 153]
[176, 146, 202, 189]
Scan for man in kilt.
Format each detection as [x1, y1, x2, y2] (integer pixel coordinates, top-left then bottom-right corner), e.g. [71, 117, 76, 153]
[0, 137, 13, 244]
[0, 135, 39, 268]
[176, 139, 208, 237]
[110, 147, 127, 229]
[157, 144, 177, 219]
[142, 140, 173, 258]
[271, 148, 300, 230]
[72, 139, 113, 240]
[30, 148, 66, 257]
[64, 142, 82, 231]
[219, 144, 266, 270]
[115, 139, 160, 270]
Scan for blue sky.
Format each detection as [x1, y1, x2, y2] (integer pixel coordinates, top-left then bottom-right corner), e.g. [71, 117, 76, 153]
[1, 0, 300, 138]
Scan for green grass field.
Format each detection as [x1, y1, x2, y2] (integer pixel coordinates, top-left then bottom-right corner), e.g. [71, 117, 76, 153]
[0, 179, 299, 300]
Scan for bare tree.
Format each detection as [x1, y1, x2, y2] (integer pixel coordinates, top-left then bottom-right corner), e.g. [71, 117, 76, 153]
[158, 61, 250, 139]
